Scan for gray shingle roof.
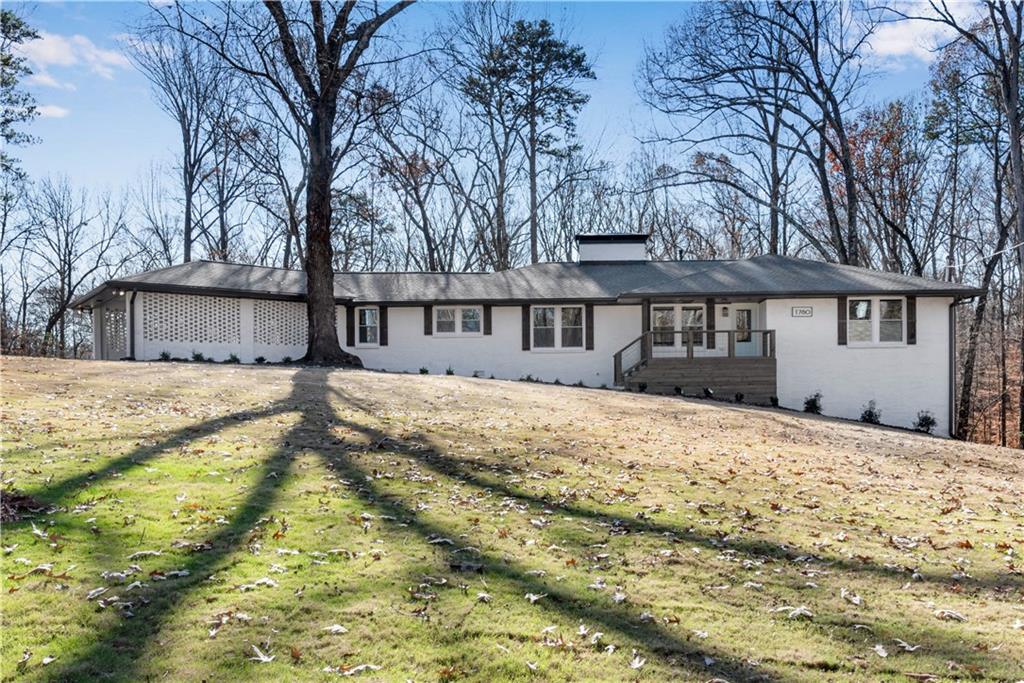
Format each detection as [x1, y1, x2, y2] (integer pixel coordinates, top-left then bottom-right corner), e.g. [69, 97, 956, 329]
[71, 255, 981, 309]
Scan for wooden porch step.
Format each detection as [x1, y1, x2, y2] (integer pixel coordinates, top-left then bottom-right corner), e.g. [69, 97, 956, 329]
[623, 357, 777, 404]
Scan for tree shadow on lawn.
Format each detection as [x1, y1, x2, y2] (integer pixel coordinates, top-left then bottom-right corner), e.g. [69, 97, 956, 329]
[326, 386, 1021, 594]
[23, 368, 1019, 681]
[29, 368, 769, 682]
[324, 385, 1024, 678]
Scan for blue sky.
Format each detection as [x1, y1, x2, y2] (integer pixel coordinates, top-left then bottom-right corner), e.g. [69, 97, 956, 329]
[14, 1, 940, 194]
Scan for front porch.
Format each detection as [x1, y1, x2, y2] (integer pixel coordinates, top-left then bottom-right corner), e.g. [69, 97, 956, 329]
[613, 297, 778, 402]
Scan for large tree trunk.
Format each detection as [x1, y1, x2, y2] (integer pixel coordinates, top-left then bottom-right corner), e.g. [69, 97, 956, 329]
[302, 111, 360, 366]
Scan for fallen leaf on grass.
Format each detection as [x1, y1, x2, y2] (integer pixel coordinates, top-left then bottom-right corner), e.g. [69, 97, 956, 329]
[894, 638, 920, 652]
[237, 577, 278, 592]
[934, 609, 966, 622]
[323, 663, 382, 676]
[249, 644, 274, 663]
[773, 605, 813, 619]
[840, 587, 863, 606]
[323, 624, 348, 634]
[873, 644, 888, 657]
[525, 593, 546, 604]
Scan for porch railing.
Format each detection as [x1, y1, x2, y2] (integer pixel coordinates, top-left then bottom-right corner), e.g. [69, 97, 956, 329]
[613, 329, 776, 385]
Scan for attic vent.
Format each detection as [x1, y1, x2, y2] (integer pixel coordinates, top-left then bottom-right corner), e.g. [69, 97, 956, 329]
[575, 233, 649, 262]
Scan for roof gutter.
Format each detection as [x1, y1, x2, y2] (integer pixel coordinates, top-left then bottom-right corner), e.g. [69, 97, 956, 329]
[128, 290, 138, 360]
[71, 281, 355, 310]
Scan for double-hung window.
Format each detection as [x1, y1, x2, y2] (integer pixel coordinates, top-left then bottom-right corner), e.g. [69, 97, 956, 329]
[531, 305, 584, 350]
[435, 305, 483, 336]
[357, 307, 379, 346]
[848, 297, 905, 345]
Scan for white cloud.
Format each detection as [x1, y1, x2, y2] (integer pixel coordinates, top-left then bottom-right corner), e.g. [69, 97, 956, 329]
[870, 19, 946, 64]
[866, 4, 977, 69]
[27, 72, 77, 91]
[37, 104, 71, 119]
[17, 30, 130, 82]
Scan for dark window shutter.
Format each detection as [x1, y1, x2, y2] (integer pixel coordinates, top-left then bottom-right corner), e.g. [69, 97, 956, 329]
[483, 305, 492, 335]
[906, 296, 916, 345]
[837, 296, 848, 345]
[379, 306, 388, 346]
[705, 298, 716, 349]
[521, 305, 531, 350]
[346, 306, 355, 347]
[423, 305, 433, 335]
[641, 298, 650, 333]
[585, 303, 594, 350]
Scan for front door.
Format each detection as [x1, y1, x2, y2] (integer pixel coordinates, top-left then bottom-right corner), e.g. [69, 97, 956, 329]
[733, 305, 757, 357]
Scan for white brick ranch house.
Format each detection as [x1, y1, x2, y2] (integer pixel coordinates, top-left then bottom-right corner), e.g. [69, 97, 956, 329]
[72, 234, 980, 436]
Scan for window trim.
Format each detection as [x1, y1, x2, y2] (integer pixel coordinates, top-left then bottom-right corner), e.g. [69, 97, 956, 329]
[356, 305, 380, 348]
[529, 304, 587, 352]
[434, 305, 483, 337]
[847, 296, 906, 347]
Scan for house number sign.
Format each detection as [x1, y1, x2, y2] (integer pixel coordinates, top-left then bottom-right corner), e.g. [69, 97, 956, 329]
[791, 306, 813, 317]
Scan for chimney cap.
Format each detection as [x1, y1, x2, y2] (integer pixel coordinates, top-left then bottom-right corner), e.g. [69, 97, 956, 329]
[574, 233, 650, 244]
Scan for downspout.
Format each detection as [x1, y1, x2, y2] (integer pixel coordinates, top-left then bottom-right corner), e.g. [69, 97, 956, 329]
[949, 295, 977, 439]
[949, 300, 956, 438]
[128, 290, 138, 360]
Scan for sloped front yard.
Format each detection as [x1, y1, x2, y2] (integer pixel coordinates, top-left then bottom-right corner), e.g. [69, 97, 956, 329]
[1, 357, 1021, 681]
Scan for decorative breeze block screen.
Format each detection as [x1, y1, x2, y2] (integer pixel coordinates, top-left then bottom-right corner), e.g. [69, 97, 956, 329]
[143, 293, 241, 345]
[254, 300, 307, 346]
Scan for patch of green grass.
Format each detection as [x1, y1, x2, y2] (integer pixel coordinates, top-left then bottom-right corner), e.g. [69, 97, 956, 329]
[1, 357, 1021, 682]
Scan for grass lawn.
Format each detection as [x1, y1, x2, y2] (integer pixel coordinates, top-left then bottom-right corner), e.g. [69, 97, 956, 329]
[1, 357, 1022, 682]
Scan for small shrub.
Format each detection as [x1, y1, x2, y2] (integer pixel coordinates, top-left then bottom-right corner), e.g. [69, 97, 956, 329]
[224, 353, 240, 364]
[770, 396, 779, 408]
[489, 374, 496, 380]
[553, 378, 562, 385]
[255, 356, 266, 365]
[702, 387, 715, 399]
[282, 356, 293, 364]
[191, 351, 205, 363]
[472, 370, 481, 378]
[419, 367, 429, 374]
[734, 392, 744, 404]
[860, 400, 881, 424]
[158, 351, 171, 361]
[673, 386, 682, 396]
[573, 379, 585, 387]
[600, 383, 607, 389]
[445, 366, 455, 376]
[914, 410, 937, 434]
[520, 374, 535, 383]
[637, 382, 647, 393]
[803, 392, 822, 414]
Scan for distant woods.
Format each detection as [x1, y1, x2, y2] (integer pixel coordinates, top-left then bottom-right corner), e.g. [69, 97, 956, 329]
[1, 1, 1021, 445]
